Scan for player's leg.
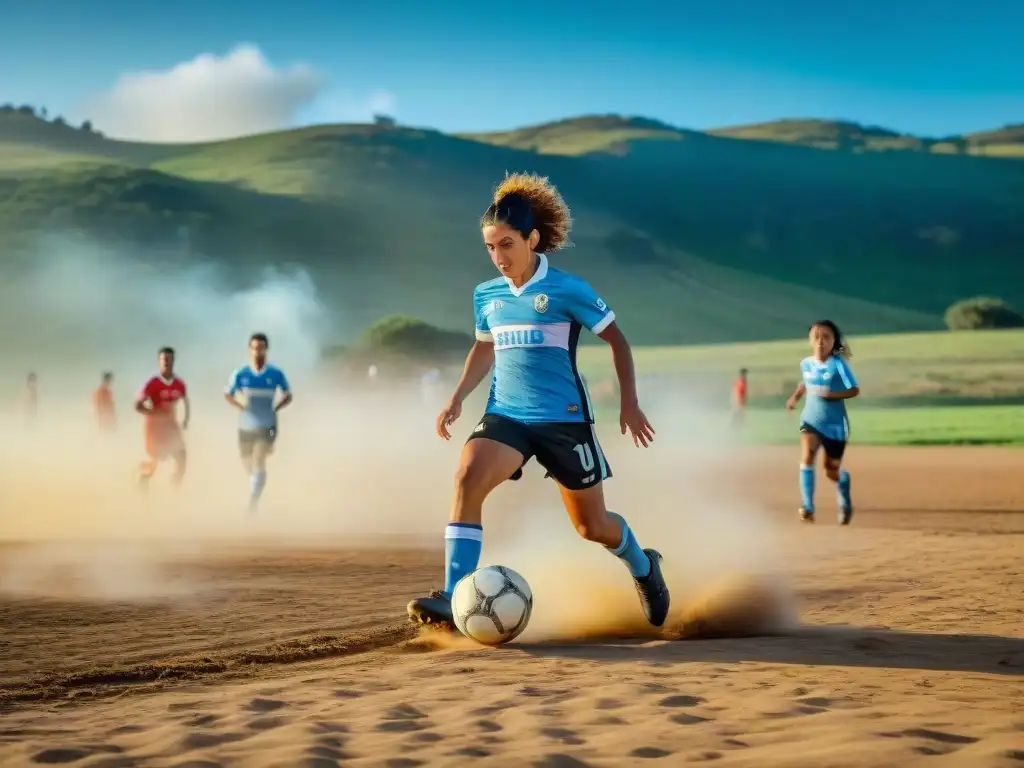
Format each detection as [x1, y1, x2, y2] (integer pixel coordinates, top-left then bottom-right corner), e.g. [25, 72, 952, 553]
[821, 440, 852, 524]
[408, 415, 529, 627]
[798, 426, 821, 521]
[138, 432, 159, 490]
[538, 423, 670, 627]
[170, 444, 186, 487]
[248, 431, 274, 510]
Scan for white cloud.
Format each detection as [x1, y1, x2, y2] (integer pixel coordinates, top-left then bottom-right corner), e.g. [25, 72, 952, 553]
[85, 44, 397, 143]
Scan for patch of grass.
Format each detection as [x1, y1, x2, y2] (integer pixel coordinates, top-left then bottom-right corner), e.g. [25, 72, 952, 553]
[743, 405, 1024, 446]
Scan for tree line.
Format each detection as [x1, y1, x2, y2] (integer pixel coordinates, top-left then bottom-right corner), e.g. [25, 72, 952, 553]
[0, 103, 102, 136]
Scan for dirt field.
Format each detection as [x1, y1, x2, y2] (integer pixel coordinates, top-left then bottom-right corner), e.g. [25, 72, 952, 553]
[1, 446, 1022, 767]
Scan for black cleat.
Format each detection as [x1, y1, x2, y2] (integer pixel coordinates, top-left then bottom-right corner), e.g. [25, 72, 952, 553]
[407, 590, 455, 629]
[799, 507, 815, 523]
[633, 549, 671, 627]
[839, 506, 853, 526]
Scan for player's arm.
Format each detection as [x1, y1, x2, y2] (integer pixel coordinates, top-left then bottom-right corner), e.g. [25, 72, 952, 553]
[274, 371, 293, 412]
[450, 289, 497, 404]
[223, 370, 245, 410]
[135, 381, 155, 415]
[181, 391, 191, 430]
[450, 340, 495, 404]
[786, 379, 806, 410]
[824, 359, 860, 401]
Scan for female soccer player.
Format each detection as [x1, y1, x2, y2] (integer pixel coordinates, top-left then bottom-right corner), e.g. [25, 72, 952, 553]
[407, 173, 670, 630]
[786, 320, 860, 524]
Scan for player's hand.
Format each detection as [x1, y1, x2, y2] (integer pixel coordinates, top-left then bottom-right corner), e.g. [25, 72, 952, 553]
[436, 399, 462, 441]
[620, 401, 655, 447]
[786, 397, 797, 411]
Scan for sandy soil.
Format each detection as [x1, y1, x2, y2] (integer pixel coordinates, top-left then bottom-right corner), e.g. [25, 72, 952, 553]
[1, 446, 1022, 767]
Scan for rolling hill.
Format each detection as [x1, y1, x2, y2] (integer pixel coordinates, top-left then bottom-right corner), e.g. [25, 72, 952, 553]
[2, 108, 1022, 346]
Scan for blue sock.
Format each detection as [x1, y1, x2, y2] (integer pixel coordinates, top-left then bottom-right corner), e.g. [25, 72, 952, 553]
[800, 465, 815, 511]
[444, 523, 482, 596]
[250, 470, 267, 500]
[607, 512, 651, 578]
[837, 470, 851, 508]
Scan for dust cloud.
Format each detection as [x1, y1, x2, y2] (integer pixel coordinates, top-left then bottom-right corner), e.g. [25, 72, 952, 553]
[0, 238, 795, 639]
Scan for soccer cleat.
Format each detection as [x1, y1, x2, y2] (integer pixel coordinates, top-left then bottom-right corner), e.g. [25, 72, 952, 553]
[633, 549, 671, 627]
[407, 590, 455, 629]
[136, 473, 151, 493]
[837, 476, 853, 525]
[799, 507, 815, 523]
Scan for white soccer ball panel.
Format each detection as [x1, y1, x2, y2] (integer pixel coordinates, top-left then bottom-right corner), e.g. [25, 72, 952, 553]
[450, 574, 480, 618]
[503, 567, 532, 601]
[492, 592, 529, 630]
[463, 614, 505, 645]
[472, 566, 508, 598]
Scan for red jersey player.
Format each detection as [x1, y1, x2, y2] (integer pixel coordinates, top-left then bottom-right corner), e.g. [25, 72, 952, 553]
[732, 367, 749, 429]
[134, 347, 190, 489]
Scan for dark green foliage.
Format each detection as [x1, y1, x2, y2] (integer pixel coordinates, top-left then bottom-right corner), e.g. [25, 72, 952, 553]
[361, 315, 472, 361]
[944, 297, 1024, 330]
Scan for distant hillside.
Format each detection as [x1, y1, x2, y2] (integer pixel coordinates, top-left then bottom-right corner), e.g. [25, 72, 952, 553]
[2, 108, 1023, 346]
[467, 115, 1024, 159]
[707, 118, 1024, 157]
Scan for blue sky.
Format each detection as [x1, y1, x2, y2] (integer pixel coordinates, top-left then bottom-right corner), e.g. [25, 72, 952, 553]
[2, 0, 1020, 139]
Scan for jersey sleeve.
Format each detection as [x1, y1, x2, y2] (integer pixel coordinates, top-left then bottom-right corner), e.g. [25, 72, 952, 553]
[137, 378, 155, 402]
[277, 368, 291, 393]
[834, 358, 858, 389]
[472, 287, 492, 342]
[225, 369, 241, 396]
[566, 278, 615, 334]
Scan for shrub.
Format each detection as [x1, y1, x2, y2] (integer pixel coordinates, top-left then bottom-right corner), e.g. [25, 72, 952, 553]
[944, 297, 1024, 330]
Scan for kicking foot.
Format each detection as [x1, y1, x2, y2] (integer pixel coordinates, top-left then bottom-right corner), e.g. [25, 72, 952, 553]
[407, 590, 455, 630]
[799, 507, 815, 523]
[633, 549, 671, 627]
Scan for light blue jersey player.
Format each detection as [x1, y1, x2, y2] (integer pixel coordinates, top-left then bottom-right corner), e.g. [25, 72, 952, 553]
[786, 320, 861, 524]
[223, 333, 292, 513]
[407, 173, 670, 632]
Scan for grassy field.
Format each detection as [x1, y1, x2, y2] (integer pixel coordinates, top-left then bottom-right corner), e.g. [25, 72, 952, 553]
[578, 329, 1024, 446]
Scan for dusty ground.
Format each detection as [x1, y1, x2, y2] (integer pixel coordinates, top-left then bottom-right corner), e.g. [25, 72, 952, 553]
[1, 446, 1022, 767]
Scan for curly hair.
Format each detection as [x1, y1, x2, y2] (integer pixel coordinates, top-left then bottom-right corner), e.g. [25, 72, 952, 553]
[480, 172, 572, 253]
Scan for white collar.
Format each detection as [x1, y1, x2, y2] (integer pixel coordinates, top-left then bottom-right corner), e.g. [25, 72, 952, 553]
[504, 253, 548, 297]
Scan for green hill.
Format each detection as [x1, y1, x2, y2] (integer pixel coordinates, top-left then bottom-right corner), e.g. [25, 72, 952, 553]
[2, 109, 1022, 345]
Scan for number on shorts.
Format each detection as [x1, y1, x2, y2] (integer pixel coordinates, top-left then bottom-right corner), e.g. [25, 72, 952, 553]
[573, 442, 595, 472]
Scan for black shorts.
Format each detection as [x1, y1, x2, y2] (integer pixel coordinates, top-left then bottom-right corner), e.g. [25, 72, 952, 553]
[800, 423, 847, 460]
[467, 413, 611, 491]
[239, 427, 277, 458]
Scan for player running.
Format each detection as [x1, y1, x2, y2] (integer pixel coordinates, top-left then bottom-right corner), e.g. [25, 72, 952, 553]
[731, 367, 749, 430]
[135, 347, 189, 489]
[224, 333, 292, 514]
[408, 173, 670, 631]
[786, 320, 860, 524]
[93, 371, 116, 433]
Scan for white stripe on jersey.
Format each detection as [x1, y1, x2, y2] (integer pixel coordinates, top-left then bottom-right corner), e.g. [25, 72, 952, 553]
[491, 322, 571, 351]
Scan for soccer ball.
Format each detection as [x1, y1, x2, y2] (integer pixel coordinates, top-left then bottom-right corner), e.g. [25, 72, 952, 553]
[451, 565, 533, 646]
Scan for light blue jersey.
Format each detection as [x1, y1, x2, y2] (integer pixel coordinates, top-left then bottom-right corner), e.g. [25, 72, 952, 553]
[226, 364, 290, 431]
[474, 254, 614, 424]
[799, 355, 858, 441]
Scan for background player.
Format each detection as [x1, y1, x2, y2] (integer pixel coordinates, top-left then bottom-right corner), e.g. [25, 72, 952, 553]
[731, 367, 749, 430]
[224, 333, 292, 513]
[93, 371, 116, 433]
[22, 372, 38, 429]
[408, 173, 669, 631]
[135, 347, 189, 489]
[786, 320, 860, 524]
